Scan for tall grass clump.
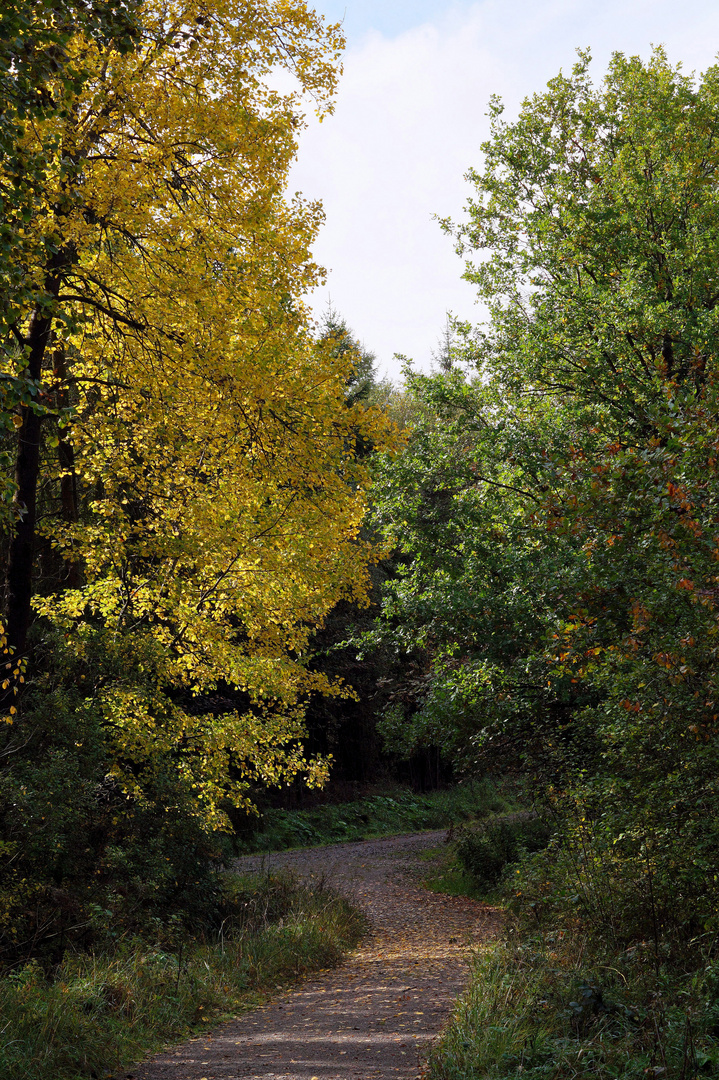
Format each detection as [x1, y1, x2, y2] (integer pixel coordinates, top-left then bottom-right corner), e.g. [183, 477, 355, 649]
[0, 871, 365, 1080]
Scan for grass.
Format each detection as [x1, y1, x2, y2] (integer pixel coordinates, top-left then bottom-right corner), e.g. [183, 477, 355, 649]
[427, 928, 719, 1079]
[424, 822, 719, 1080]
[239, 779, 515, 853]
[0, 871, 365, 1080]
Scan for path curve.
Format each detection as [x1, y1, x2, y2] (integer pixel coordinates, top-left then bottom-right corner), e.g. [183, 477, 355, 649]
[133, 831, 502, 1080]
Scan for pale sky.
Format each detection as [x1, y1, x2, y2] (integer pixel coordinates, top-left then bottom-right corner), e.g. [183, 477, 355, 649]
[290, 0, 719, 380]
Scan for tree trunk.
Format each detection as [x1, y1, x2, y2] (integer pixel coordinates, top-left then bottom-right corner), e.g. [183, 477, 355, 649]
[4, 269, 62, 660]
[52, 344, 81, 588]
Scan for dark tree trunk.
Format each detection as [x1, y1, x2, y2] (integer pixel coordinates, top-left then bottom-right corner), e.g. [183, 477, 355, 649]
[4, 269, 62, 660]
[52, 344, 81, 588]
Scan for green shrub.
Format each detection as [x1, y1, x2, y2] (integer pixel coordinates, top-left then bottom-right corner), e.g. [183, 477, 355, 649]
[502, 799, 719, 954]
[0, 644, 242, 965]
[454, 814, 551, 892]
[0, 738, 235, 964]
[429, 920, 719, 1080]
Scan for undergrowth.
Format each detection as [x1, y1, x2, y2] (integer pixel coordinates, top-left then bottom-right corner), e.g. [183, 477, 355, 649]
[239, 779, 514, 853]
[428, 812, 719, 1079]
[0, 871, 365, 1080]
[428, 928, 719, 1079]
[424, 812, 551, 901]
[423, 853, 486, 900]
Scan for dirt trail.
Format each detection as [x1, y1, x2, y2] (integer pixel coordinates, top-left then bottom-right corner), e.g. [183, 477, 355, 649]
[133, 831, 502, 1080]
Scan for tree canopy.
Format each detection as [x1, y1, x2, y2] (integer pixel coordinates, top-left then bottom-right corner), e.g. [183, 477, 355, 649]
[0, 0, 392, 822]
[369, 49, 719, 933]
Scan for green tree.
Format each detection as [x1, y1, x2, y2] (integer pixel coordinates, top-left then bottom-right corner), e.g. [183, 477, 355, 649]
[373, 49, 719, 936]
[317, 306, 383, 405]
[430, 315, 457, 373]
[367, 367, 578, 775]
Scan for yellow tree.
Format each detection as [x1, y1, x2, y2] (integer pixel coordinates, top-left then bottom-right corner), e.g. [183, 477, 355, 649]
[2, 0, 391, 818]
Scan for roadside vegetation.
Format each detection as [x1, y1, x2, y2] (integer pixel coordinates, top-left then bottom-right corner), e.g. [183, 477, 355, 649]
[239, 780, 515, 852]
[428, 826, 719, 1079]
[425, 794, 719, 1078]
[0, 872, 364, 1080]
[429, 927, 719, 1079]
[423, 813, 549, 900]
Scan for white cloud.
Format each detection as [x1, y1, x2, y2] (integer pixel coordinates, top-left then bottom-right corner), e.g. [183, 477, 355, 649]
[291, 0, 719, 380]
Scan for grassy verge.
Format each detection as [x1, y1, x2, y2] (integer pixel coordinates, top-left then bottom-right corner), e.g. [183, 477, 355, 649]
[240, 779, 515, 853]
[0, 872, 365, 1080]
[428, 928, 719, 1079]
[425, 820, 719, 1079]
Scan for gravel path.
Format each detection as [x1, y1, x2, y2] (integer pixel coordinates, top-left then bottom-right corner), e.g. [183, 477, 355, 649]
[132, 831, 502, 1080]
